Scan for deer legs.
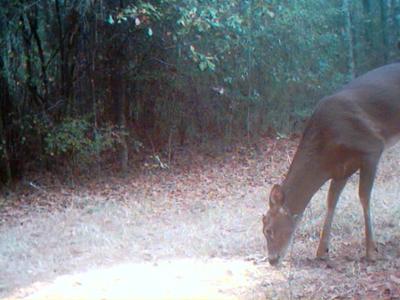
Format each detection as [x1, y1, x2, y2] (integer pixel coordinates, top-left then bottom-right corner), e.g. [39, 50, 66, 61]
[316, 152, 381, 261]
[359, 154, 380, 261]
[316, 178, 348, 259]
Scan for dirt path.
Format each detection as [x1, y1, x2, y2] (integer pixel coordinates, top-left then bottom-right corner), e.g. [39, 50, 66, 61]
[1, 140, 400, 299]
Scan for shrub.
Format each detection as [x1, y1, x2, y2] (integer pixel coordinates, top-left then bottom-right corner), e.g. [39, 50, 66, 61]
[44, 118, 120, 169]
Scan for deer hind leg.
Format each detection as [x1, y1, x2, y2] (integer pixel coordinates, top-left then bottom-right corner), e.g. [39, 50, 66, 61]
[316, 178, 348, 259]
[359, 153, 381, 261]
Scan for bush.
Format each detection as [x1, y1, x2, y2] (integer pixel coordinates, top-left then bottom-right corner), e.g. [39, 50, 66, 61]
[45, 118, 119, 169]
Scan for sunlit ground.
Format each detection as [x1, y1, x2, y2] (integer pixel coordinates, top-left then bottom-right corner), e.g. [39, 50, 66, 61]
[5, 258, 272, 300]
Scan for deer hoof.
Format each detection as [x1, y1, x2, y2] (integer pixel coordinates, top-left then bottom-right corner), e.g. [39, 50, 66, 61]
[316, 247, 329, 260]
[366, 246, 379, 262]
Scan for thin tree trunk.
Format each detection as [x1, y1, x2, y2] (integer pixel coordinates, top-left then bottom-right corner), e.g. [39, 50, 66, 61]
[362, 0, 373, 52]
[90, 8, 101, 175]
[246, 0, 253, 143]
[0, 123, 12, 184]
[343, 0, 355, 78]
[20, 14, 45, 111]
[119, 79, 129, 173]
[392, 0, 400, 48]
[55, 0, 66, 98]
[0, 58, 12, 184]
[110, 68, 129, 173]
[28, 8, 49, 104]
[379, 0, 389, 63]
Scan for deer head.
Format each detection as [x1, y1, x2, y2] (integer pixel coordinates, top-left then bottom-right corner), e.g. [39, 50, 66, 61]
[262, 184, 299, 266]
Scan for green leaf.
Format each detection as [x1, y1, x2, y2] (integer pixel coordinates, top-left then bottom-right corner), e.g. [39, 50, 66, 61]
[207, 60, 216, 71]
[199, 61, 207, 71]
[107, 15, 114, 24]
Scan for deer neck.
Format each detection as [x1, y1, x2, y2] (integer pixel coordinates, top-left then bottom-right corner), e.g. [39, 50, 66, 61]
[281, 147, 329, 216]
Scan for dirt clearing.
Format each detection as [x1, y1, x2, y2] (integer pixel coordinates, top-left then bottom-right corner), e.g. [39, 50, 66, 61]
[1, 139, 400, 299]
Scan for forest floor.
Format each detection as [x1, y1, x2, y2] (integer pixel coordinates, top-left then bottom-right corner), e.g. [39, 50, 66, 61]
[1, 137, 400, 300]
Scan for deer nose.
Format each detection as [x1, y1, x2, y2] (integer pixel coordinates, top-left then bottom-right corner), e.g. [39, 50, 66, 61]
[268, 256, 280, 266]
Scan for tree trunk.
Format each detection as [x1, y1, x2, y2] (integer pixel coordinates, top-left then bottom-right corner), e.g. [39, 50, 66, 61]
[28, 7, 49, 104]
[391, 0, 400, 50]
[55, 0, 66, 99]
[119, 79, 129, 173]
[110, 68, 129, 173]
[0, 58, 12, 184]
[379, 0, 389, 63]
[343, 0, 355, 78]
[21, 14, 44, 110]
[90, 10, 101, 175]
[362, 0, 373, 52]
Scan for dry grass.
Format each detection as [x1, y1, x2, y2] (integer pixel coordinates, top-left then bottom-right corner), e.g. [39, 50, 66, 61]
[0, 185, 267, 299]
[1, 141, 400, 299]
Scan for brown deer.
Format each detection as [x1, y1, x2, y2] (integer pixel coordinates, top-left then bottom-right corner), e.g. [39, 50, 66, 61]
[262, 63, 400, 266]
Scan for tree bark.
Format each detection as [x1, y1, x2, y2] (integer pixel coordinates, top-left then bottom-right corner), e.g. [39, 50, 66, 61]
[0, 57, 12, 184]
[55, 0, 66, 99]
[343, 0, 355, 78]
[379, 0, 389, 63]
[391, 0, 400, 49]
[119, 79, 129, 173]
[21, 14, 47, 112]
[28, 8, 49, 103]
[362, 0, 373, 52]
[109, 64, 129, 173]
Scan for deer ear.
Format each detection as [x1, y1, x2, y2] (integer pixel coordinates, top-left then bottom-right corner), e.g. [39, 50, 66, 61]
[269, 184, 285, 209]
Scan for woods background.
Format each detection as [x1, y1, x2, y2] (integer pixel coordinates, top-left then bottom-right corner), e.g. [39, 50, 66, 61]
[0, 0, 399, 184]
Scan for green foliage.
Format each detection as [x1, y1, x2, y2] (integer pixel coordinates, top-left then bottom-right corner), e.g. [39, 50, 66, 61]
[44, 119, 117, 164]
[45, 119, 90, 158]
[0, 0, 398, 181]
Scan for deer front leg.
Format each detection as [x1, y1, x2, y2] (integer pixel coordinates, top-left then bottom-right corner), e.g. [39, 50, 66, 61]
[316, 178, 348, 260]
[359, 154, 380, 261]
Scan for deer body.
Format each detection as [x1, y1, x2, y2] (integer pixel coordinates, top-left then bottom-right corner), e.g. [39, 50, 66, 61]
[262, 63, 400, 265]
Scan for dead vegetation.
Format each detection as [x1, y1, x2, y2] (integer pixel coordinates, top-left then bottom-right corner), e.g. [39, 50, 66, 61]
[1, 138, 400, 299]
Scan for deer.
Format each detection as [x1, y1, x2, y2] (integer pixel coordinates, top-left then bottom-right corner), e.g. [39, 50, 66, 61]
[262, 63, 400, 266]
